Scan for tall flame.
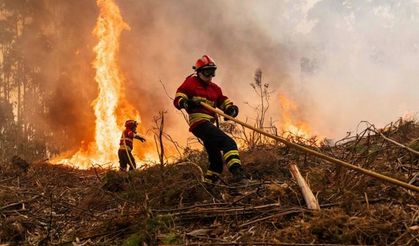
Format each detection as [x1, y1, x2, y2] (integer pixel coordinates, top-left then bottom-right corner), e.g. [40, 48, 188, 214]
[54, 0, 140, 168]
[93, 0, 132, 161]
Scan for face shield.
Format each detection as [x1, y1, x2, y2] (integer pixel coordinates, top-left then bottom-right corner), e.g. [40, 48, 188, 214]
[200, 67, 216, 77]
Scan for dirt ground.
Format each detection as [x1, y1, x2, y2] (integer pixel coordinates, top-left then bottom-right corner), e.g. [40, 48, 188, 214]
[1, 119, 418, 245]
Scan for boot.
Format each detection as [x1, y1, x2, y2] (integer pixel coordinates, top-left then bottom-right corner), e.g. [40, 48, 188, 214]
[203, 173, 219, 189]
[229, 165, 249, 186]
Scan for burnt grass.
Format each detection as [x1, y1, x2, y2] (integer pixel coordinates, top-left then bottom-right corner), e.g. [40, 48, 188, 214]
[1, 119, 418, 245]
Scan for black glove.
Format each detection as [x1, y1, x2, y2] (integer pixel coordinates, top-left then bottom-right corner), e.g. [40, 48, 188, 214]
[135, 135, 146, 142]
[180, 99, 202, 110]
[224, 105, 239, 118]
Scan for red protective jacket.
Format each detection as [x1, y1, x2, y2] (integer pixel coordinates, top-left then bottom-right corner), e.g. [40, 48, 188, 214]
[119, 128, 136, 151]
[174, 75, 234, 131]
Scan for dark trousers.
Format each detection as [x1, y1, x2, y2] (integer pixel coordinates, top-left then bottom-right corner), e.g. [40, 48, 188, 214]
[118, 149, 136, 171]
[192, 121, 241, 175]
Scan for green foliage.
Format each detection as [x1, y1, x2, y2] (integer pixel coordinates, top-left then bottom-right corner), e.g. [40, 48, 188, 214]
[146, 215, 172, 233]
[121, 215, 176, 245]
[160, 232, 180, 245]
[123, 233, 143, 246]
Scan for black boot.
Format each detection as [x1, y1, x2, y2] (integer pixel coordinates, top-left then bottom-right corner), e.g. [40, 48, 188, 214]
[229, 164, 249, 186]
[203, 173, 219, 188]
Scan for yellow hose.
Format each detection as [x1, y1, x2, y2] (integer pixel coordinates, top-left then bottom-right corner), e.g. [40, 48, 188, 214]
[200, 102, 419, 192]
[122, 133, 135, 171]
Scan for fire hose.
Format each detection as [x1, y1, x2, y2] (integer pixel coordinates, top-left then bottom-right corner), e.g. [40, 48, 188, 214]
[200, 102, 419, 193]
[123, 134, 136, 171]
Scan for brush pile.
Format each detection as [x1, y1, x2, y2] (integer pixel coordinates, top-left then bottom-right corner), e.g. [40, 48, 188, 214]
[1, 119, 418, 245]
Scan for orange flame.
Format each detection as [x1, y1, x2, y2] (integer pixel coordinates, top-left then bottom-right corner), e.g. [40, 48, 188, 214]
[53, 0, 140, 168]
[278, 94, 313, 139]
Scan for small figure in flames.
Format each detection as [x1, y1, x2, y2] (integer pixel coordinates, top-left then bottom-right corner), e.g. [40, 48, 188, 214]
[174, 55, 248, 187]
[118, 120, 146, 171]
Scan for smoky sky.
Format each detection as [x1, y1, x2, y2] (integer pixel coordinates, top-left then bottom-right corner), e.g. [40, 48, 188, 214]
[116, 0, 419, 141]
[241, 0, 419, 136]
[26, 0, 419, 150]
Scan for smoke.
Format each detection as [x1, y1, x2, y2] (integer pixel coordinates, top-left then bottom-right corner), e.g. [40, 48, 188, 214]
[292, 0, 419, 137]
[21, 1, 98, 148]
[239, 0, 419, 137]
[116, 0, 293, 145]
[116, 0, 419, 141]
[22, 0, 419, 153]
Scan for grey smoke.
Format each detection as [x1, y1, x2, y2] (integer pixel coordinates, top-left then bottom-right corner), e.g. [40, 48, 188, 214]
[25, 0, 419, 150]
[117, 0, 419, 140]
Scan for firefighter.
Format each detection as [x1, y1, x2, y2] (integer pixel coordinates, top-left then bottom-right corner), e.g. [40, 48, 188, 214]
[174, 55, 247, 186]
[118, 120, 146, 171]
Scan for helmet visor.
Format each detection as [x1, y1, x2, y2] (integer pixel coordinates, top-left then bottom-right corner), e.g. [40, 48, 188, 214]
[200, 67, 216, 77]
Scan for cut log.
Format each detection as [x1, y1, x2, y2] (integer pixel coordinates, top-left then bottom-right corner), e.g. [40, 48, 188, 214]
[289, 163, 320, 210]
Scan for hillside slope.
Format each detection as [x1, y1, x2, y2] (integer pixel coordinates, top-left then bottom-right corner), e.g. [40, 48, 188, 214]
[1, 119, 418, 245]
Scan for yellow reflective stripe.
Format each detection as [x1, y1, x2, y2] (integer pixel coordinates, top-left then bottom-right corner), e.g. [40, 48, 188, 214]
[119, 146, 132, 151]
[223, 150, 239, 160]
[189, 117, 211, 125]
[189, 113, 214, 119]
[189, 113, 214, 125]
[206, 170, 221, 177]
[121, 138, 133, 143]
[121, 133, 135, 169]
[191, 96, 215, 107]
[176, 98, 185, 108]
[221, 99, 233, 110]
[226, 159, 241, 168]
[175, 92, 188, 108]
[203, 177, 214, 183]
[175, 92, 188, 99]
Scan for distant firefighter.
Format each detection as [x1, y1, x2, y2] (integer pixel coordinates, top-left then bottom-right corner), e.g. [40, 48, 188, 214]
[174, 55, 248, 186]
[118, 120, 146, 171]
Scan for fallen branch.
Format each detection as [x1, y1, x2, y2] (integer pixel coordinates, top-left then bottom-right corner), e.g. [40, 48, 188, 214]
[57, 228, 129, 245]
[153, 202, 230, 213]
[0, 195, 41, 212]
[160, 203, 282, 218]
[0, 176, 16, 184]
[288, 163, 320, 210]
[361, 121, 419, 156]
[239, 207, 307, 228]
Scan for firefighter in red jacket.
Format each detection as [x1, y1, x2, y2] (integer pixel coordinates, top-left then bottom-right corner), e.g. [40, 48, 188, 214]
[174, 55, 247, 185]
[118, 120, 146, 171]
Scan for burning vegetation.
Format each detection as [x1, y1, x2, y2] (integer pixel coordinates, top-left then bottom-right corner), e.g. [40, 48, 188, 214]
[53, 0, 143, 168]
[1, 0, 418, 245]
[1, 118, 418, 245]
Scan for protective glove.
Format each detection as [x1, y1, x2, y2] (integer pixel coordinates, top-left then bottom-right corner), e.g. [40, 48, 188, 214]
[135, 135, 146, 142]
[224, 105, 239, 120]
[180, 99, 202, 110]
